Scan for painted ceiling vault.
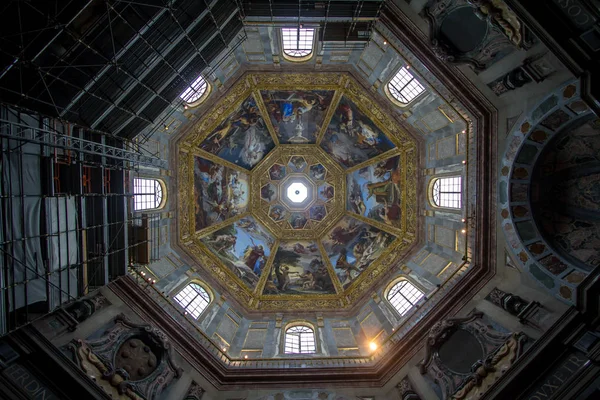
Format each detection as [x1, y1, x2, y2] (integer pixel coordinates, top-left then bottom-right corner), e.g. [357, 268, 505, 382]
[177, 72, 419, 311]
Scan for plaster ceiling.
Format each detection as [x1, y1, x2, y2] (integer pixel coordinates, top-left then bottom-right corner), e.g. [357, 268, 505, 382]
[177, 72, 419, 311]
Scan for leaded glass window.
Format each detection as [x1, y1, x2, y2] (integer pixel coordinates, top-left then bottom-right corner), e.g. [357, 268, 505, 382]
[173, 283, 211, 319]
[387, 280, 424, 316]
[282, 28, 315, 58]
[284, 325, 316, 354]
[180, 74, 208, 104]
[133, 178, 164, 211]
[432, 177, 462, 209]
[387, 67, 425, 104]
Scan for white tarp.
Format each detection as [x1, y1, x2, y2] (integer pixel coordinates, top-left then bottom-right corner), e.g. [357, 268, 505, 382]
[1, 140, 78, 311]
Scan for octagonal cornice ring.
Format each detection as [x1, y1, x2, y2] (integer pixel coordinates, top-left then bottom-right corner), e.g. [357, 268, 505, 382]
[176, 71, 419, 312]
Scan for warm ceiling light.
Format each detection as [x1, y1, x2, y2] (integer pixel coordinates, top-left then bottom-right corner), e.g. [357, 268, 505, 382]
[462, 160, 467, 164]
[461, 229, 467, 234]
[369, 342, 377, 351]
[244, 355, 248, 359]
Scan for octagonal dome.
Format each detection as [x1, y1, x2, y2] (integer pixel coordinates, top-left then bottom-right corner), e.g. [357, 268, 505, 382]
[177, 72, 419, 311]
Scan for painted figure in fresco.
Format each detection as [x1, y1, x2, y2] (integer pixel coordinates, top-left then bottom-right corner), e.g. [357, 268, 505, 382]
[310, 164, 326, 181]
[293, 243, 310, 254]
[206, 234, 237, 254]
[329, 220, 361, 246]
[262, 90, 333, 143]
[323, 217, 397, 288]
[261, 185, 276, 201]
[298, 270, 317, 290]
[289, 156, 306, 171]
[274, 264, 296, 291]
[290, 214, 307, 229]
[320, 185, 334, 200]
[240, 127, 265, 166]
[310, 205, 326, 221]
[253, 255, 266, 276]
[269, 164, 286, 180]
[269, 206, 286, 222]
[377, 199, 401, 224]
[244, 244, 265, 271]
[348, 191, 366, 215]
[338, 103, 354, 132]
[335, 248, 362, 282]
[194, 157, 249, 230]
[321, 98, 396, 168]
[346, 156, 402, 227]
[265, 92, 326, 124]
[266, 241, 335, 295]
[199, 97, 273, 169]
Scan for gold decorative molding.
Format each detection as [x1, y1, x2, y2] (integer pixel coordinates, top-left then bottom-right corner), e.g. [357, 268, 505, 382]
[176, 72, 419, 311]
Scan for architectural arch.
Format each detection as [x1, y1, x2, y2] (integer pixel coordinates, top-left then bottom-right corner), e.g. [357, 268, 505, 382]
[500, 81, 597, 305]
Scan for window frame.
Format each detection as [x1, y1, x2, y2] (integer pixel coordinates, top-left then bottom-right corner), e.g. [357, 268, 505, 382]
[133, 177, 167, 212]
[172, 281, 213, 320]
[180, 74, 211, 108]
[384, 278, 425, 317]
[384, 66, 426, 107]
[429, 176, 463, 210]
[283, 322, 318, 355]
[280, 27, 316, 62]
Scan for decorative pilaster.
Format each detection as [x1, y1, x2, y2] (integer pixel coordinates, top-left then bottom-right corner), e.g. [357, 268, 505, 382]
[486, 287, 529, 316]
[487, 53, 556, 96]
[396, 377, 421, 400]
[184, 381, 205, 400]
[485, 287, 552, 330]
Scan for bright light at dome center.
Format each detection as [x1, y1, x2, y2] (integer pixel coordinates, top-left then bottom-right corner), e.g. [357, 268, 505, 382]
[286, 182, 308, 203]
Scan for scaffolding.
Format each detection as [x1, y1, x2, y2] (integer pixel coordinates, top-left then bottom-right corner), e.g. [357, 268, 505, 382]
[0, 0, 243, 140]
[0, 106, 163, 335]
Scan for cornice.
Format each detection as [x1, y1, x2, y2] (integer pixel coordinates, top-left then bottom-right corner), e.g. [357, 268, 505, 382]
[381, 3, 498, 276]
[151, 4, 499, 389]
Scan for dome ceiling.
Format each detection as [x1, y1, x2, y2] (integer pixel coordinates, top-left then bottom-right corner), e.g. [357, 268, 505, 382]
[177, 72, 419, 311]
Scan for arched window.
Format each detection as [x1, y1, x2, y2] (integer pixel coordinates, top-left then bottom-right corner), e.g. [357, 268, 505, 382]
[281, 28, 315, 61]
[173, 283, 211, 319]
[431, 176, 462, 209]
[387, 66, 425, 105]
[180, 74, 209, 105]
[133, 178, 165, 211]
[387, 280, 424, 316]
[284, 325, 316, 354]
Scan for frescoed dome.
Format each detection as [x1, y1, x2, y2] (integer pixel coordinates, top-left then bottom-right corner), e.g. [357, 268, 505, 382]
[177, 72, 418, 311]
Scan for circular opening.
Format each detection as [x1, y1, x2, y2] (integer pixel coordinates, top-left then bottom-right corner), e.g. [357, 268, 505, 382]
[286, 182, 308, 203]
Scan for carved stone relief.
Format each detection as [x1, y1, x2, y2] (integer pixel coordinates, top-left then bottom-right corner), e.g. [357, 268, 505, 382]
[419, 311, 527, 399]
[67, 313, 182, 400]
[396, 377, 422, 400]
[33, 292, 110, 340]
[423, 0, 534, 71]
[184, 381, 205, 400]
[488, 53, 557, 95]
